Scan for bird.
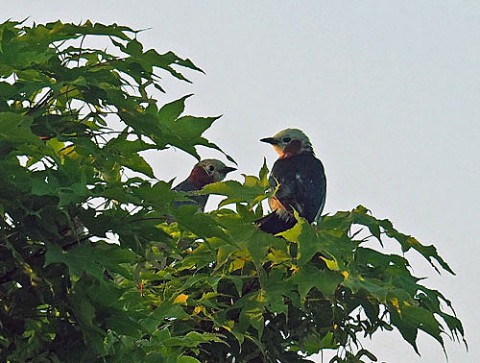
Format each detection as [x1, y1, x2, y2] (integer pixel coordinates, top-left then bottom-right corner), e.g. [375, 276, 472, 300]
[256, 128, 326, 234]
[173, 159, 236, 211]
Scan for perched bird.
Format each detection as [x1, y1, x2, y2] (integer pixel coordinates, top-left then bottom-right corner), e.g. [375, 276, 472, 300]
[256, 128, 326, 234]
[173, 159, 236, 211]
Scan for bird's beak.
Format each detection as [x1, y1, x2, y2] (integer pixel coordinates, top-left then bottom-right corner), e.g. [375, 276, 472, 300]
[221, 166, 237, 174]
[260, 137, 278, 145]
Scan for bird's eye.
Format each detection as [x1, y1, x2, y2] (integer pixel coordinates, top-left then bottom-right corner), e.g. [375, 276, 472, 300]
[283, 137, 291, 143]
[207, 165, 215, 172]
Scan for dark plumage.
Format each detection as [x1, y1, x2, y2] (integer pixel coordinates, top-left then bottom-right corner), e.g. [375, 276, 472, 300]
[256, 128, 326, 234]
[173, 159, 236, 211]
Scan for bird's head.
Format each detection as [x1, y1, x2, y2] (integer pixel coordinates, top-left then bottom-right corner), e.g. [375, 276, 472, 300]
[189, 159, 236, 187]
[260, 128, 313, 158]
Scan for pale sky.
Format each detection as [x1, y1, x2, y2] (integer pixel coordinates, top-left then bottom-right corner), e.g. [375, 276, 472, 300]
[4, 1, 479, 362]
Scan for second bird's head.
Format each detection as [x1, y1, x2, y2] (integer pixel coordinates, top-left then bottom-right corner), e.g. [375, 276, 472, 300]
[189, 159, 237, 188]
[260, 128, 313, 158]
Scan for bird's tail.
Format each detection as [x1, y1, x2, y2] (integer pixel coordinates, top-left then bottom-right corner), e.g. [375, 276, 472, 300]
[255, 211, 297, 235]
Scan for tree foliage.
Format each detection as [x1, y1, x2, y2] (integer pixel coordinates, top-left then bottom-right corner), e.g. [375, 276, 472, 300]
[0, 20, 465, 363]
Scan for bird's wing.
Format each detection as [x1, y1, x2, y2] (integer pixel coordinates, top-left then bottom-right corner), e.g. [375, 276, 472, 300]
[173, 179, 208, 211]
[173, 179, 196, 192]
[271, 154, 326, 222]
[293, 156, 326, 222]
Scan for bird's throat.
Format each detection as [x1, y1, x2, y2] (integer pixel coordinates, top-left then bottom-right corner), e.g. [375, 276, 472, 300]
[189, 166, 212, 188]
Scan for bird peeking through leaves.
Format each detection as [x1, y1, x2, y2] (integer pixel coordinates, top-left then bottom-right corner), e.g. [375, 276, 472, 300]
[256, 128, 326, 234]
[173, 159, 236, 211]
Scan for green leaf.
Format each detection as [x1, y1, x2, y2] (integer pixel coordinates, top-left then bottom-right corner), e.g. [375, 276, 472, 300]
[177, 356, 201, 363]
[121, 152, 155, 178]
[282, 217, 322, 265]
[237, 291, 265, 337]
[158, 94, 191, 123]
[402, 305, 444, 346]
[0, 112, 42, 146]
[289, 266, 343, 301]
[201, 178, 269, 209]
[201, 162, 270, 208]
[44, 241, 138, 279]
[126, 39, 144, 56]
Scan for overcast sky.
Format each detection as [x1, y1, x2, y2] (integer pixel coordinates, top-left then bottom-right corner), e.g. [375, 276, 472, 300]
[4, 1, 479, 362]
